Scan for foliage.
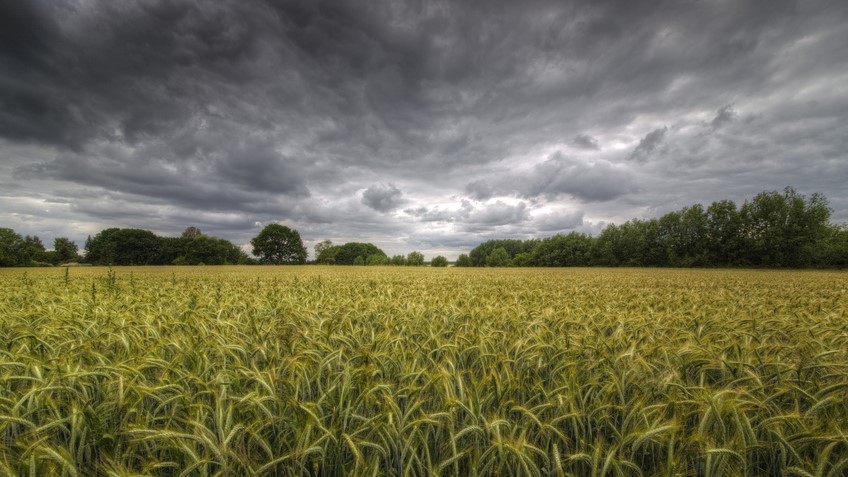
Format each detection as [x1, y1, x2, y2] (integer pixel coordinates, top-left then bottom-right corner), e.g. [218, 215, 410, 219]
[316, 245, 341, 264]
[0, 228, 24, 266]
[314, 239, 334, 262]
[469, 239, 533, 267]
[334, 242, 387, 265]
[181, 226, 203, 238]
[454, 253, 472, 267]
[85, 228, 161, 265]
[430, 255, 448, 267]
[485, 247, 510, 266]
[406, 251, 424, 266]
[465, 187, 844, 269]
[250, 224, 307, 265]
[0, 266, 846, 475]
[390, 254, 407, 266]
[366, 254, 389, 266]
[53, 237, 79, 263]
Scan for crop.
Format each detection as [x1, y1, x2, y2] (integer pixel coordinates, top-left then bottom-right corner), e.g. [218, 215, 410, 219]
[1, 266, 847, 476]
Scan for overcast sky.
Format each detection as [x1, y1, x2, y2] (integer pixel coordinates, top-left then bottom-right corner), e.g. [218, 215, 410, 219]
[2, 0, 847, 259]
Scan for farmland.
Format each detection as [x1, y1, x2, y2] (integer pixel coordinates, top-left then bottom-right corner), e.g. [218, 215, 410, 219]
[1, 266, 847, 476]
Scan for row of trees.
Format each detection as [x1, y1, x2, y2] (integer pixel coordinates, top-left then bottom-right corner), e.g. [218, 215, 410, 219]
[0, 223, 450, 267]
[312, 239, 447, 266]
[84, 227, 254, 265]
[3, 187, 843, 268]
[0, 229, 80, 266]
[459, 187, 847, 268]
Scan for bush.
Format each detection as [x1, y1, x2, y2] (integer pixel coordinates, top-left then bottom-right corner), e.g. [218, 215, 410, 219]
[431, 256, 448, 267]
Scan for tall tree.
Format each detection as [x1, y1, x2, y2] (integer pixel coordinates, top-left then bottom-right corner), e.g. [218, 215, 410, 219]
[740, 187, 831, 267]
[333, 243, 387, 265]
[406, 251, 424, 266]
[53, 237, 79, 263]
[182, 226, 203, 238]
[0, 228, 24, 267]
[250, 224, 307, 264]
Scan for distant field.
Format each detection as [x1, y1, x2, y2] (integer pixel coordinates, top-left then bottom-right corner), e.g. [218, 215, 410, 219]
[1, 266, 846, 476]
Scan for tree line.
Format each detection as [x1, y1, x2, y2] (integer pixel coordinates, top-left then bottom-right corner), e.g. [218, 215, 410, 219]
[1, 187, 845, 268]
[457, 187, 847, 268]
[0, 222, 450, 267]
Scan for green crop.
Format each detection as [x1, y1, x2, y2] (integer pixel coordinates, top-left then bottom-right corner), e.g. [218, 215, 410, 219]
[1, 266, 846, 476]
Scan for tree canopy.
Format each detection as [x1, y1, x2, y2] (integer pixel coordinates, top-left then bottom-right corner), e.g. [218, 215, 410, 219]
[333, 242, 387, 265]
[464, 187, 843, 268]
[1, 187, 845, 269]
[250, 224, 307, 265]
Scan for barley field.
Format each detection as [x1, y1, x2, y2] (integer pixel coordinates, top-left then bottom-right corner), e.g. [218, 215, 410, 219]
[1, 266, 847, 476]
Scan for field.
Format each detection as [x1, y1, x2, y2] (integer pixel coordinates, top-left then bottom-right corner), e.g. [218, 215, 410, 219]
[1, 266, 847, 476]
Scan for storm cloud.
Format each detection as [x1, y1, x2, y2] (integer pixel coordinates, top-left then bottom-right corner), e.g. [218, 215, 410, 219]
[362, 183, 404, 212]
[1, 0, 847, 259]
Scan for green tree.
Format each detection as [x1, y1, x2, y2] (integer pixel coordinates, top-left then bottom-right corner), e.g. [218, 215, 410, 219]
[85, 229, 161, 265]
[705, 200, 743, 266]
[20, 236, 47, 264]
[510, 252, 531, 267]
[390, 255, 407, 266]
[353, 255, 365, 265]
[486, 247, 510, 267]
[314, 240, 333, 261]
[366, 254, 389, 265]
[0, 228, 24, 267]
[53, 237, 79, 263]
[819, 224, 848, 268]
[530, 232, 593, 266]
[316, 245, 340, 264]
[334, 243, 387, 265]
[406, 251, 424, 266]
[250, 224, 307, 264]
[431, 255, 448, 267]
[455, 254, 472, 267]
[740, 187, 831, 267]
[182, 226, 203, 238]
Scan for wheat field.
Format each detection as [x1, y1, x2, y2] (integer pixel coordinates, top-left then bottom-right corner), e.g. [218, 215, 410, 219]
[1, 266, 846, 476]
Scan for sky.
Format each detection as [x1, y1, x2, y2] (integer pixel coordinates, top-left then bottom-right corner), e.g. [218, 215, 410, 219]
[1, 0, 847, 260]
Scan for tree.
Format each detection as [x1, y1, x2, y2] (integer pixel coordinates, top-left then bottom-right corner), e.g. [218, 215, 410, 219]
[53, 237, 79, 263]
[85, 228, 161, 265]
[455, 254, 472, 267]
[0, 228, 24, 267]
[316, 245, 340, 264]
[334, 243, 387, 265]
[486, 247, 510, 267]
[20, 236, 47, 264]
[431, 255, 448, 267]
[390, 255, 406, 266]
[250, 224, 307, 264]
[511, 252, 531, 267]
[530, 233, 593, 267]
[314, 240, 333, 260]
[739, 187, 831, 267]
[182, 226, 203, 238]
[366, 254, 389, 265]
[706, 200, 743, 266]
[353, 255, 365, 265]
[406, 251, 424, 266]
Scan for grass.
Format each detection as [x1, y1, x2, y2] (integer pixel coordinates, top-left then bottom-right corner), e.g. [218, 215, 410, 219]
[1, 266, 847, 476]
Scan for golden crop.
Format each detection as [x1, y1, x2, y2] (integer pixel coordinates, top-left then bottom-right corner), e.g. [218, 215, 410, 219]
[1, 266, 847, 476]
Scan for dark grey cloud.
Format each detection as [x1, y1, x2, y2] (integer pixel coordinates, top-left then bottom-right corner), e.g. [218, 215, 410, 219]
[534, 210, 585, 232]
[465, 179, 494, 201]
[572, 134, 601, 151]
[1, 0, 847, 257]
[522, 152, 638, 202]
[361, 183, 404, 212]
[629, 127, 668, 162]
[710, 105, 737, 130]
